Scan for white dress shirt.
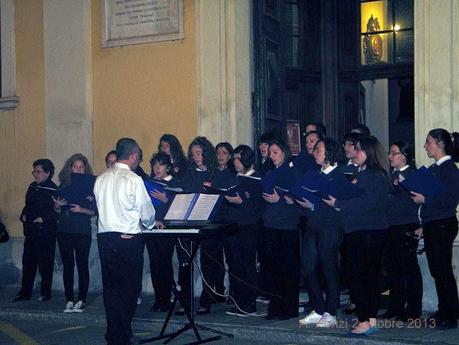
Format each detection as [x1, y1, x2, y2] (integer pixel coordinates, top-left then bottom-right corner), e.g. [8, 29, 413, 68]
[321, 163, 338, 175]
[435, 155, 451, 166]
[94, 162, 156, 234]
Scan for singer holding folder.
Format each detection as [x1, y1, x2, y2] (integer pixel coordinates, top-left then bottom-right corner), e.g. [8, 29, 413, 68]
[297, 138, 344, 328]
[262, 140, 300, 320]
[323, 136, 390, 336]
[54, 154, 96, 313]
[178, 136, 219, 316]
[383, 142, 423, 321]
[144, 152, 181, 312]
[410, 129, 459, 329]
[224, 145, 261, 316]
[210, 142, 238, 305]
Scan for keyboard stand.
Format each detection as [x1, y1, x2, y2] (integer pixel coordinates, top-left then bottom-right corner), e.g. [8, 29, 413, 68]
[139, 238, 233, 345]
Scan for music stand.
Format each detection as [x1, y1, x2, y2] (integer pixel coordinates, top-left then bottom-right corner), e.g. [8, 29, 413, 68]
[139, 232, 233, 345]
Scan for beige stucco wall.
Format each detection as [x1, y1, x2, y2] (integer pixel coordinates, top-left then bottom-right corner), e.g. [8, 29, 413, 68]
[1, 0, 198, 236]
[0, 0, 46, 236]
[91, 0, 197, 175]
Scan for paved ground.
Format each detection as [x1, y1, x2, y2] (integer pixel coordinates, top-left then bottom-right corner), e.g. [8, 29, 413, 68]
[1, 287, 459, 345]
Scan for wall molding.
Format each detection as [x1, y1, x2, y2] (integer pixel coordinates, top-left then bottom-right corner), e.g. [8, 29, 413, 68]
[0, 0, 18, 110]
[195, 0, 253, 146]
[43, 0, 93, 171]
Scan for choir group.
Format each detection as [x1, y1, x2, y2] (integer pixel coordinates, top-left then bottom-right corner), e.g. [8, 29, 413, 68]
[11, 124, 459, 336]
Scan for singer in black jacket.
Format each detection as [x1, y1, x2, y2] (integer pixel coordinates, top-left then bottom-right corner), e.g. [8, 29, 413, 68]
[411, 129, 459, 329]
[383, 142, 422, 321]
[12, 159, 58, 302]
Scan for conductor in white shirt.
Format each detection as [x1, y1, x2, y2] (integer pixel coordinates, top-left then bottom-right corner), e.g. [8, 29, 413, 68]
[94, 138, 156, 345]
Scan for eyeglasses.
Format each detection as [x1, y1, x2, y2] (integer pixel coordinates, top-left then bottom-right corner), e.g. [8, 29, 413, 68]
[388, 152, 402, 157]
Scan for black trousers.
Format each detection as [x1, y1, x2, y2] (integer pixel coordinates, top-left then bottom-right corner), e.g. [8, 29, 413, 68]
[222, 236, 235, 298]
[298, 216, 308, 287]
[384, 223, 422, 317]
[302, 225, 343, 316]
[199, 238, 225, 308]
[263, 227, 300, 318]
[98, 233, 144, 345]
[57, 232, 92, 303]
[345, 229, 388, 323]
[256, 221, 271, 298]
[423, 217, 459, 320]
[176, 238, 193, 311]
[145, 236, 175, 308]
[19, 232, 56, 298]
[230, 224, 258, 309]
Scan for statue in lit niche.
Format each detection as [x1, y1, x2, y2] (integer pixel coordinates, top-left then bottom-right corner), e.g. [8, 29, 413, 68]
[363, 14, 383, 64]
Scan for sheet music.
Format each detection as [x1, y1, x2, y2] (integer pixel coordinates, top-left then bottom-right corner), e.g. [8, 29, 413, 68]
[187, 194, 220, 220]
[164, 194, 195, 220]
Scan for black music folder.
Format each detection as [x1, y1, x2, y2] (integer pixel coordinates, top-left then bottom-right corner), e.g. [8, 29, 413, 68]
[291, 169, 362, 204]
[261, 163, 295, 194]
[204, 175, 262, 200]
[143, 179, 184, 206]
[59, 173, 96, 207]
[202, 184, 238, 196]
[399, 166, 447, 197]
[237, 174, 262, 199]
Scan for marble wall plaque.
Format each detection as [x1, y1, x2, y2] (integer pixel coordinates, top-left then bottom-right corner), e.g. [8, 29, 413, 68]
[101, 0, 184, 48]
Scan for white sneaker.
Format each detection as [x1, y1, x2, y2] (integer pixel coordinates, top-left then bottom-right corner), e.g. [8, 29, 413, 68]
[73, 300, 85, 313]
[64, 301, 74, 313]
[316, 312, 337, 328]
[137, 297, 142, 305]
[299, 310, 323, 325]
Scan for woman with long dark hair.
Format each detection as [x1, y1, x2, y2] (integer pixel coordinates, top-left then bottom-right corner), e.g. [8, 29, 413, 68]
[225, 144, 261, 316]
[158, 134, 188, 180]
[324, 136, 390, 335]
[298, 138, 344, 328]
[177, 136, 218, 315]
[410, 129, 459, 329]
[54, 153, 96, 313]
[262, 140, 300, 320]
[382, 141, 423, 321]
[212, 142, 237, 303]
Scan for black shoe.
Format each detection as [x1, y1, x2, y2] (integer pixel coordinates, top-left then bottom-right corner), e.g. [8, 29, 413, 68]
[397, 314, 421, 322]
[150, 302, 170, 312]
[227, 297, 235, 305]
[37, 295, 51, 302]
[225, 306, 255, 317]
[10, 294, 30, 302]
[427, 311, 444, 322]
[344, 304, 357, 315]
[435, 318, 458, 330]
[213, 295, 227, 304]
[256, 296, 270, 304]
[278, 314, 297, 320]
[197, 307, 211, 315]
[264, 313, 277, 320]
[380, 311, 399, 319]
[175, 307, 186, 316]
